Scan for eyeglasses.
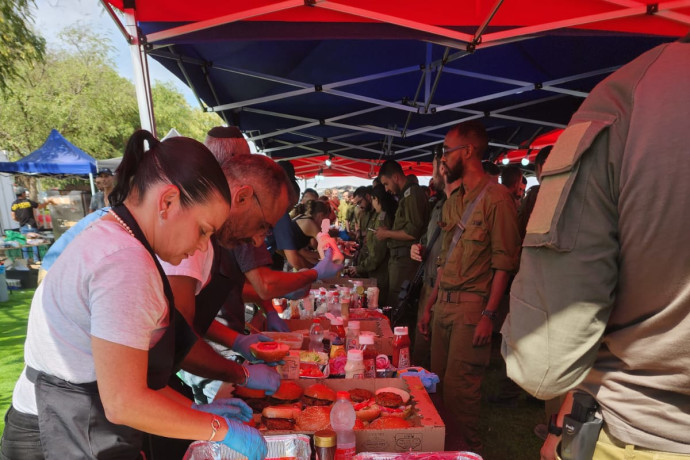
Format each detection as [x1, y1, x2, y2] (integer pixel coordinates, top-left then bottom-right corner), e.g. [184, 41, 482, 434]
[252, 194, 272, 232]
[441, 144, 470, 157]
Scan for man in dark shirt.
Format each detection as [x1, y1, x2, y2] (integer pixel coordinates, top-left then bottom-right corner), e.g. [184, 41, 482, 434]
[11, 186, 40, 231]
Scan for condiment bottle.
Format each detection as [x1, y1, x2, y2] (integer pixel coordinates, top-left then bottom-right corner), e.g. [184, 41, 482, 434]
[359, 334, 377, 378]
[392, 326, 411, 369]
[309, 319, 324, 352]
[345, 321, 360, 351]
[344, 349, 365, 379]
[314, 429, 336, 460]
[339, 288, 351, 324]
[330, 316, 346, 340]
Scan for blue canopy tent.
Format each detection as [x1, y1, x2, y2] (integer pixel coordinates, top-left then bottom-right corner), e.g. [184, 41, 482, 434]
[0, 129, 97, 176]
[103, 0, 689, 177]
[0, 129, 98, 197]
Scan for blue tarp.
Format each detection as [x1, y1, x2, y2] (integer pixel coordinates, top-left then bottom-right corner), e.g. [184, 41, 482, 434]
[0, 129, 97, 175]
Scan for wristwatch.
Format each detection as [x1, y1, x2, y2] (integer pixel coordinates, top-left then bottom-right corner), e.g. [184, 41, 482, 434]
[481, 309, 497, 320]
[548, 414, 563, 436]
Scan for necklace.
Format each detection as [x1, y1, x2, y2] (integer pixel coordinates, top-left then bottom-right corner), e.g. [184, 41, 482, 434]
[109, 209, 135, 238]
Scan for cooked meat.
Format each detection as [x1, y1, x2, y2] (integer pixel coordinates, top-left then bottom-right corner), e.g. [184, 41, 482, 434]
[245, 398, 272, 413]
[348, 388, 374, 403]
[302, 395, 333, 406]
[375, 392, 403, 408]
[262, 416, 296, 430]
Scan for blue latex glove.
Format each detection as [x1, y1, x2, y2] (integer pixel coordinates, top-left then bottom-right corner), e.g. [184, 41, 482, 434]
[243, 364, 280, 395]
[232, 333, 271, 361]
[313, 248, 344, 280]
[192, 398, 253, 422]
[283, 285, 310, 300]
[220, 417, 267, 460]
[266, 310, 290, 332]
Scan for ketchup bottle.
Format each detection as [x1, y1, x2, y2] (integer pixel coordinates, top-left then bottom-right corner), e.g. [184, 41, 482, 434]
[392, 326, 411, 369]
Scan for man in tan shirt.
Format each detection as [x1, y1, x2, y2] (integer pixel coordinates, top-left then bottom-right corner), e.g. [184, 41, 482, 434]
[420, 120, 520, 452]
[502, 35, 690, 458]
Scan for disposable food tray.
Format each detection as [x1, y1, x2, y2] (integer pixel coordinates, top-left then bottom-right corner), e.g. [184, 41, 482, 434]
[184, 434, 311, 460]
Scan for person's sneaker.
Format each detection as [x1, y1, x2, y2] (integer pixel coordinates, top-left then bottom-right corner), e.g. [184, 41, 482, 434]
[534, 423, 548, 440]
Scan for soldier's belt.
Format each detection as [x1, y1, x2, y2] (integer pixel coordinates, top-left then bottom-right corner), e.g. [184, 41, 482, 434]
[439, 289, 484, 303]
[389, 246, 412, 257]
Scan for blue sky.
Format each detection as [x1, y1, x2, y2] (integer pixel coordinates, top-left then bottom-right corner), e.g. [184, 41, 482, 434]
[31, 0, 198, 105]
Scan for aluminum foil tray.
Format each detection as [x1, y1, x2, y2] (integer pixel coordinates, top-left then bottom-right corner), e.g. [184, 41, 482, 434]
[354, 452, 482, 460]
[184, 434, 311, 460]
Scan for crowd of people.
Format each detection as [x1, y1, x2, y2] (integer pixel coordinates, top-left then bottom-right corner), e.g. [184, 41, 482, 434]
[2, 35, 689, 460]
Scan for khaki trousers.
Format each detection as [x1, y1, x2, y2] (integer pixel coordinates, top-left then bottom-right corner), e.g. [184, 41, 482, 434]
[430, 298, 490, 451]
[412, 282, 433, 369]
[557, 427, 690, 460]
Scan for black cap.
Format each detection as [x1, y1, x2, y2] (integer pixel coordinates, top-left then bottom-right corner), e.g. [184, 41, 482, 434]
[97, 168, 113, 176]
[207, 126, 243, 139]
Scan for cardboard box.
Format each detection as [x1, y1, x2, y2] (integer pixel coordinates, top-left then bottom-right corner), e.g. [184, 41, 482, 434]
[266, 377, 445, 453]
[286, 318, 394, 357]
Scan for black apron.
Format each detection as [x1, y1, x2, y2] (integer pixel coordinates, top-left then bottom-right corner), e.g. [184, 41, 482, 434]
[145, 238, 245, 459]
[27, 204, 197, 459]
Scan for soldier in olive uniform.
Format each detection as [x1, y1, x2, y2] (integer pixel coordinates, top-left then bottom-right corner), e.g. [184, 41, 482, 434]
[420, 121, 520, 452]
[412, 155, 462, 369]
[347, 184, 395, 301]
[352, 186, 376, 245]
[376, 160, 430, 317]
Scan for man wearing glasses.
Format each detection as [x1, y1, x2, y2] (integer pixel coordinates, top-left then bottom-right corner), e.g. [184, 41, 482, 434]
[421, 120, 520, 453]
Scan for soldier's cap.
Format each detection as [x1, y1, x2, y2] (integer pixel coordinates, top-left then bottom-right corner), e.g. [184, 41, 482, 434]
[207, 126, 243, 139]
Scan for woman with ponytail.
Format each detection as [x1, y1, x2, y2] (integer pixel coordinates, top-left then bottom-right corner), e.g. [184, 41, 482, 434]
[1, 131, 267, 460]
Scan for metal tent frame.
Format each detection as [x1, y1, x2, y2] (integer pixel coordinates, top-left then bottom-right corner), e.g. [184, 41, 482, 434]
[102, 0, 689, 177]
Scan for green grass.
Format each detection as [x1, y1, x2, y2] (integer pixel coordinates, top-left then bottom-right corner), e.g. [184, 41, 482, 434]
[0, 291, 544, 458]
[0, 289, 34, 434]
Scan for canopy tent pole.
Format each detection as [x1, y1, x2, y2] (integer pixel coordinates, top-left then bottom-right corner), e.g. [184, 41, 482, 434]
[124, 9, 156, 136]
[88, 173, 96, 196]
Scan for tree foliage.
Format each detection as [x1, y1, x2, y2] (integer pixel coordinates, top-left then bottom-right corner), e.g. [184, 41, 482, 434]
[0, 0, 46, 92]
[0, 25, 221, 163]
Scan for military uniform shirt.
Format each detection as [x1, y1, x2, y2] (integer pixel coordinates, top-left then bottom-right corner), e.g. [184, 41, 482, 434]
[438, 176, 520, 297]
[356, 211, 392, 275]
[387, 177, 430, 250]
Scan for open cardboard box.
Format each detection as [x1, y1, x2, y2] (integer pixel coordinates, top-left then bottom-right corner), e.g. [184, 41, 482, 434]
[285, 318, 394, 357]
[263, 377, 445, 453]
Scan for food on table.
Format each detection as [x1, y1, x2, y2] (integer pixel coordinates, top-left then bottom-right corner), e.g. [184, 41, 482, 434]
[296, 405, 332, 431]
[234, 386, 271, 413]
[270, 381, 304, 405]
[348, 388, 381, 422]
[250, 341, 290, 362]
[302, 383, 337, 406]
[366, 416, 412, 430]
[262, 405, 302, 430]
[374, 387, 412, 418]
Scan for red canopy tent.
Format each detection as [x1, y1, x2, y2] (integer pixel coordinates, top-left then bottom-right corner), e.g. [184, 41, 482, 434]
[102, 0, 689, 178]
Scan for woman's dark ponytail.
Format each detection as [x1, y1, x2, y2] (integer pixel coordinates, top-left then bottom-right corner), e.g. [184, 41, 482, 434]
[109, 130, 159, 206]
[108, 129, 230, 209]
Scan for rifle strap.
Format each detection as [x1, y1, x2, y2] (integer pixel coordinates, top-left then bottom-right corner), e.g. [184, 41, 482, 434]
[444, 181, 491, 264]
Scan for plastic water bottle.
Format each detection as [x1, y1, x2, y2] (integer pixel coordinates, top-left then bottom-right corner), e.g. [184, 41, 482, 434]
[309, 319, 324, 352]
[330, 391, 356, 460]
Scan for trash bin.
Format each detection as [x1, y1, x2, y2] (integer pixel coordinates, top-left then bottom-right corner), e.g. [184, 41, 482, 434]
[0, 265, 9, 302]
